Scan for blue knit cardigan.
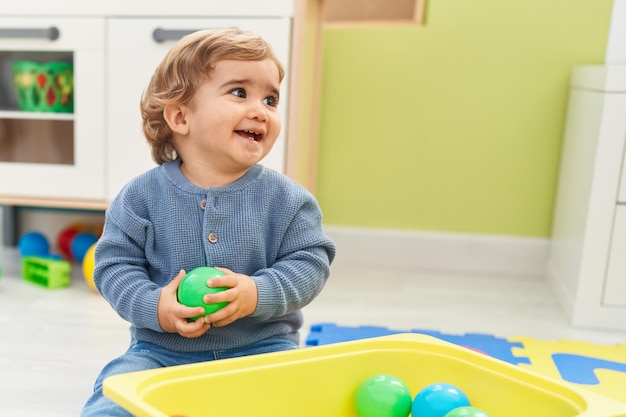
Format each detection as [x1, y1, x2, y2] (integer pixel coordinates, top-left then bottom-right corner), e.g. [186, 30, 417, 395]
[94, 159, 336, 352]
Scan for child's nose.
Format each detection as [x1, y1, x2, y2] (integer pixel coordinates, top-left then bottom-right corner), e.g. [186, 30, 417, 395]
[247, 101, 269, 121]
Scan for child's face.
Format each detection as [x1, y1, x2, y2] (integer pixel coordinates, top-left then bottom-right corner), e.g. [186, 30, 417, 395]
[177, 58, 282, 174]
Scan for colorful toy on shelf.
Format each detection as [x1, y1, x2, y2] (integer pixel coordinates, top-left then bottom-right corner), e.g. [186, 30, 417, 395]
[12, 60, 74, 113]
[71, 232, 98, 263]
[18, 231, 50, 257]
[92, 223, 104, 238]
[177, 267, 229, 321]
[354, 374, 412, 417]
[22, 256, 71, 289]
[57, 222, 104, 261]
[57, 223, 88, 259]
[82, 242, 98, 292]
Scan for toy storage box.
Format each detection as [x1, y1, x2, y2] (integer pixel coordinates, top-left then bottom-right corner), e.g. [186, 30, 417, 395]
[103, 334, 626, 417]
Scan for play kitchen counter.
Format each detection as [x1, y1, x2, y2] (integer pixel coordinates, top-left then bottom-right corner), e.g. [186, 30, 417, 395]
[0, 1, 294, 207]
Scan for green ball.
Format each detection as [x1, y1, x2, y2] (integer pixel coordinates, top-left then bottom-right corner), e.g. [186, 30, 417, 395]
[177, 267, 229, 321]
[444, 406, 492, 417]
[354, 374, 412, 417]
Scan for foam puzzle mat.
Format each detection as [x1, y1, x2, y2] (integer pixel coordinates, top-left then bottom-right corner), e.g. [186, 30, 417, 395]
[306, 323, 626, 403]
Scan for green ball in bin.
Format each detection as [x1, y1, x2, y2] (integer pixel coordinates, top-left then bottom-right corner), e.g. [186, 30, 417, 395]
[177, 267, 229, 321]
[354, 374, 412, 417]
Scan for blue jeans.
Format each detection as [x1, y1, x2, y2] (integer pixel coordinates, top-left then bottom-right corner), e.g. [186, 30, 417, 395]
[80, 337, 298, 417]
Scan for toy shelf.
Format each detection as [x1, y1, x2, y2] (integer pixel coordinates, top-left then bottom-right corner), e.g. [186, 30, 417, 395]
[0, 110, 74, 121]
[324, 0, 426, 25]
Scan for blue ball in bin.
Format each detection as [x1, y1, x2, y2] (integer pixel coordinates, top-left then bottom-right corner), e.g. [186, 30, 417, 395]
[18, 231, 50, 257]
[412, 382, 471, 417]
[71, 232, 98, 263]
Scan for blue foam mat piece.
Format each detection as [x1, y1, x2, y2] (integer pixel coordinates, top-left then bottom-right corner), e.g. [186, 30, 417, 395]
[551, 353, 626, 385]
[306, 323, 530, 365]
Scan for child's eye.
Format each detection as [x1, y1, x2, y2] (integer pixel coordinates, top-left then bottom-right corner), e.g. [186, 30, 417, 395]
[264, 95, 279, 107]
[230, 88, 246, 98]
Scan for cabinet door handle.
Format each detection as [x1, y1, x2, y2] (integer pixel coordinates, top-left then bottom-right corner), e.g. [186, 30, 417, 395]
[152, 28, 199, 43]
[0, 27, 60, 41]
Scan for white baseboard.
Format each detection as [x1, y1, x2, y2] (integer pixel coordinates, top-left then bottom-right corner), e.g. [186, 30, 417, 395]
[324, 226, 549, 278]
[545, 261, 575, 318]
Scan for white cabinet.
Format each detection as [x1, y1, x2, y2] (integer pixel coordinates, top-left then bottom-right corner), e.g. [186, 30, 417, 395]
[604, 206, 626, 305]
[0, 17, 106, 200]
[0, 3, 294, 206]
[547, 65, 626, 331]
[620, 147, 626, 203]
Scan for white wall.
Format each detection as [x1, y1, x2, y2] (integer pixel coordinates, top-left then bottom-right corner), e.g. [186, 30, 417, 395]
[606, 0, 626, 64]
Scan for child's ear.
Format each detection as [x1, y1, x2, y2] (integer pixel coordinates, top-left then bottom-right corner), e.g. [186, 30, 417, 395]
[164, 103, 189, 135]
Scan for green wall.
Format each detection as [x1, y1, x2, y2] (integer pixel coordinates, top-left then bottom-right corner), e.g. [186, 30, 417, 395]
[316, 0, 613, 237]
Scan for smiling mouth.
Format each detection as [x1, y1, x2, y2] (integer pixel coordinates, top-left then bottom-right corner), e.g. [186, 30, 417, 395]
[236, 129, 263, 141]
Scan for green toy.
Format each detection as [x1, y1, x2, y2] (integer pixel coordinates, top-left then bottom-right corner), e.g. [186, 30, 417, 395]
[22, 256, 71, 288]
[177, 267, 229, 321]
[354, 374, 412, 417]
[12, 60, 74, 113]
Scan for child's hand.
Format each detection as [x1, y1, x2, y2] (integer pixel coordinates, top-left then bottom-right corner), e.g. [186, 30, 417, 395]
[157, 269, 211, 338]
[200, 267, 258, 328]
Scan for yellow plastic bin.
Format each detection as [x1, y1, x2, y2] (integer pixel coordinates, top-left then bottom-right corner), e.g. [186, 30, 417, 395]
[103, 334, 626, 417]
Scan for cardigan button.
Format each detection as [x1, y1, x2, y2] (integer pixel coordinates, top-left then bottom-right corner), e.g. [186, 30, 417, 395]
[208, 233, 218, 244]
[200, 199, 207, 210]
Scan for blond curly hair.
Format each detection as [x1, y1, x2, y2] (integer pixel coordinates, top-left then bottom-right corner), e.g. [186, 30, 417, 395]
[140, 28, 285, 164]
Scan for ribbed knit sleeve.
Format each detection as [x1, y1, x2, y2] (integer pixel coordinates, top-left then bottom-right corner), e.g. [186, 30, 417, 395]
[252, 191, 334, 320]
[94, 205, 163, 332]
[94, 170, 165, 333]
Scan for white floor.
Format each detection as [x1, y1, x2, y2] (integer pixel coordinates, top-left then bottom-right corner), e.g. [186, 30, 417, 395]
[3, 247, 626, 416]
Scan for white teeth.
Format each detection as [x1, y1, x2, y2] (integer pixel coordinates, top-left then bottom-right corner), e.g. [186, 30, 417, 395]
[243, 130, 260, 140]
